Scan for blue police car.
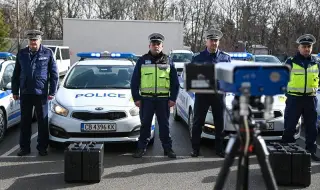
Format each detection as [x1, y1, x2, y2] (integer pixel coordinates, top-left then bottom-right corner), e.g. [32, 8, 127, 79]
[48, 51, 156, 147]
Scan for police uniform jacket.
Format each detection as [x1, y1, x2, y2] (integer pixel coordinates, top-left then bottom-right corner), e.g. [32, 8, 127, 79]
[285, 53, 320, 93]
[12, 44, 59, 96]
[131, 51, 179, 102]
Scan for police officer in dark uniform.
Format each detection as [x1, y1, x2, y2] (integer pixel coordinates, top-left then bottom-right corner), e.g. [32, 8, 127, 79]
[131, 33, 179, 158]
[190, 29, 231, 158]
[282, 34, 320, 161]
[12, 30, 59, 156]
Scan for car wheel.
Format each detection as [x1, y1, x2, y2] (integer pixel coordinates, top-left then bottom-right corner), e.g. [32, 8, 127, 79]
[188, 109, 194, 139]
[173, 105, 181, 121]
[0, 109, 7, 143]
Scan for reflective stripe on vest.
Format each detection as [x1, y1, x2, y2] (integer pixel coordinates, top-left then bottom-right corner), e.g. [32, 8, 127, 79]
[287, 63, 319, 96]
[140, 64, 170, 97]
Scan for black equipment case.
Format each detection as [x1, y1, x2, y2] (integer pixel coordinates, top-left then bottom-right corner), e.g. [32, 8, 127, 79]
[64, 142, 104, 183]
[64, 142, 86, 182]
[82, 142, 104, 182]
[267, 142, 311, 187]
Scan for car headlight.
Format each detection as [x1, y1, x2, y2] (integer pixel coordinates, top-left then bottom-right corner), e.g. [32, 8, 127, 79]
[129, 107, 139, 116]
[51, 102, 69, 117]
[278, 96, 287, 103]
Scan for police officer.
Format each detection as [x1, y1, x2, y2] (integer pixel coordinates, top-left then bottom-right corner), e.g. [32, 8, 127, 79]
[131, 33, 179, 158]
[282, 34, 320, 161]
[12, 30, 59, 156]
[190, 29, 231, 158]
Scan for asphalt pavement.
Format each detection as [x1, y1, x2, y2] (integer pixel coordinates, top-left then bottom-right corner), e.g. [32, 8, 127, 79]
[1, 114, 320, 190]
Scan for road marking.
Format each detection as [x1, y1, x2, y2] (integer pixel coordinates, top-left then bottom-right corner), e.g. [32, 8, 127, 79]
[0, 132, 38, 157]
[299, 136, 320, 150]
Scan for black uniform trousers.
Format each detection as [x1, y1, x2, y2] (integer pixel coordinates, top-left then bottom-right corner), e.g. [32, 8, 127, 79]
[192, 93, 225, 151]
[19, 94, 49, 152]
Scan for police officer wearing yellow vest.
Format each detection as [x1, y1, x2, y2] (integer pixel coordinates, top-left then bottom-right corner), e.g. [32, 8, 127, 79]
[131, 33, 179, 158]
[282, 34, 320, 161]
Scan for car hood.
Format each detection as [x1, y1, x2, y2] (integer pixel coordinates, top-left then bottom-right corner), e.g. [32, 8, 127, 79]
[54, 87, 134, 107]
[225, 93, 286, 110]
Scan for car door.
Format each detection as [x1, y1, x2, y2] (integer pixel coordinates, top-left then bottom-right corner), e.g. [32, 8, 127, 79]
[176, 72, 189, 121]
[0, 63, 20, 126]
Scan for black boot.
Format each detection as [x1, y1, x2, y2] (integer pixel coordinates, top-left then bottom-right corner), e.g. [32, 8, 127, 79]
[311, 153, 320, 161]
[38, 150, 48, 156]
[17, 149, 31, 156]
[190, 149, 200, 157]
[164, 148, 176, 158]
[132, 149, 146, 158]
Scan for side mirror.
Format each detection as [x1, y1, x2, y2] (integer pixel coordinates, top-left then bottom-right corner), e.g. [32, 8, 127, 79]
[179, 83, 184, 89]
[5, 82, 11, 90]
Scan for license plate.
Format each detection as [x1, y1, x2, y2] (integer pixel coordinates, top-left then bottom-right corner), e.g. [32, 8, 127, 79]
[265, 122, 274, 130]
[81, 123, 116, 132]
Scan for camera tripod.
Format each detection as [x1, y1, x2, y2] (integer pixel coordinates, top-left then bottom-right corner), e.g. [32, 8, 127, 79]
[213, 95, 278, 190]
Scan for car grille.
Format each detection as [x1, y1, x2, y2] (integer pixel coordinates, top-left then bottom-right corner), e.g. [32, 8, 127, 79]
[72, 111, 127, 121]
[252, 110, 282, 119]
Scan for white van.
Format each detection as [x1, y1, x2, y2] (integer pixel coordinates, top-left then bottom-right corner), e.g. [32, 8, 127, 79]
[44, 45, 71, 76]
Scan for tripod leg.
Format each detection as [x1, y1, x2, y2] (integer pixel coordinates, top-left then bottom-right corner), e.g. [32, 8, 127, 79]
[253, 135, 278, 190]
[214, 135, 240, 190]
[236, 152, 249, 190]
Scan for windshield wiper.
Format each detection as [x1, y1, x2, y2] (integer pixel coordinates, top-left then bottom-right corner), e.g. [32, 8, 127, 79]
[65, 85, 82, 89]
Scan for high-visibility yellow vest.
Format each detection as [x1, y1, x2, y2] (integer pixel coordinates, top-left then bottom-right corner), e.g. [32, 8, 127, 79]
[140, 64, 170, 97]
[287, 61, 319, 96]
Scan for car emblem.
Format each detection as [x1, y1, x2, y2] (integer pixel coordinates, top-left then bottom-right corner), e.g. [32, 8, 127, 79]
[95, 107, 103, 111]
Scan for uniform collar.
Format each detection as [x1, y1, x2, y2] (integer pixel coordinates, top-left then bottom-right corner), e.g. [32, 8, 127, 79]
[205, 48, 219, 56]
[148, 50, 164, 58]
[29, 44, 43, 54]
[296, 52, 311, 60]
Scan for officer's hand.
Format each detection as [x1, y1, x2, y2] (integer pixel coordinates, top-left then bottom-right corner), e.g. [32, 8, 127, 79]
[134, 101, 141, 108]
[48, 95, 54, 100]
[168, 100, 176, 107]
[13, 95, 19, 100]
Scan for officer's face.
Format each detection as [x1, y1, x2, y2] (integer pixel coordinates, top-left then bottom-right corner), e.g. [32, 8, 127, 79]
[298, 44, 312, 57]
[28, 38, 41, 51]
[149, 41, 163, 54]
[206, 39, 219, 51]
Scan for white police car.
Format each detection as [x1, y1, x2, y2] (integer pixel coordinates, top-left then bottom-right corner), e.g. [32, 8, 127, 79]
[169, 50, 193, 75]
[0, 52, 21, 142]
[48, 51, 155, 147]
[173, 58, 301, 141]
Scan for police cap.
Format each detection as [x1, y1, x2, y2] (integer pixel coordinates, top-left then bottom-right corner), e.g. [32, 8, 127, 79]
[25, 29, 43, 40]
[205, 29, 223, 40]
[296, 34, 316, 45]
[148, 33, 165, 43]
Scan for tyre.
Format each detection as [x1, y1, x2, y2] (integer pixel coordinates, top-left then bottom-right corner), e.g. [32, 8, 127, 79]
[173, 105, 181, 121]
[0, 109, 7, 143]
[188, 109, 194, 139]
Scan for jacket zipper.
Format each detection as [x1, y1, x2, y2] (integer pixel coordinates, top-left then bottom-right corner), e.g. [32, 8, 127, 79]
[155, 61, 157, 95]
[304, 63, 307, 94]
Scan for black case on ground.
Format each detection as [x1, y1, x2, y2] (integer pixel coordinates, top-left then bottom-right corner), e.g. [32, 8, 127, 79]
[267, 142, 311, 187]
[64, 142, 86, 182]
[82, 142, 104, 182]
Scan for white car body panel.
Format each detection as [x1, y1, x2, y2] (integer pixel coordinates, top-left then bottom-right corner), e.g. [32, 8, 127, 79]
[49, 57, 155, 143]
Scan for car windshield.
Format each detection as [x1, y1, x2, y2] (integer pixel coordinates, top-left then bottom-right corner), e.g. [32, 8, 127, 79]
[255, 56, 281, 63]
[64, 65, 134, 89]
[47, 46, 56, 53]
[171, 53, 193, 62]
